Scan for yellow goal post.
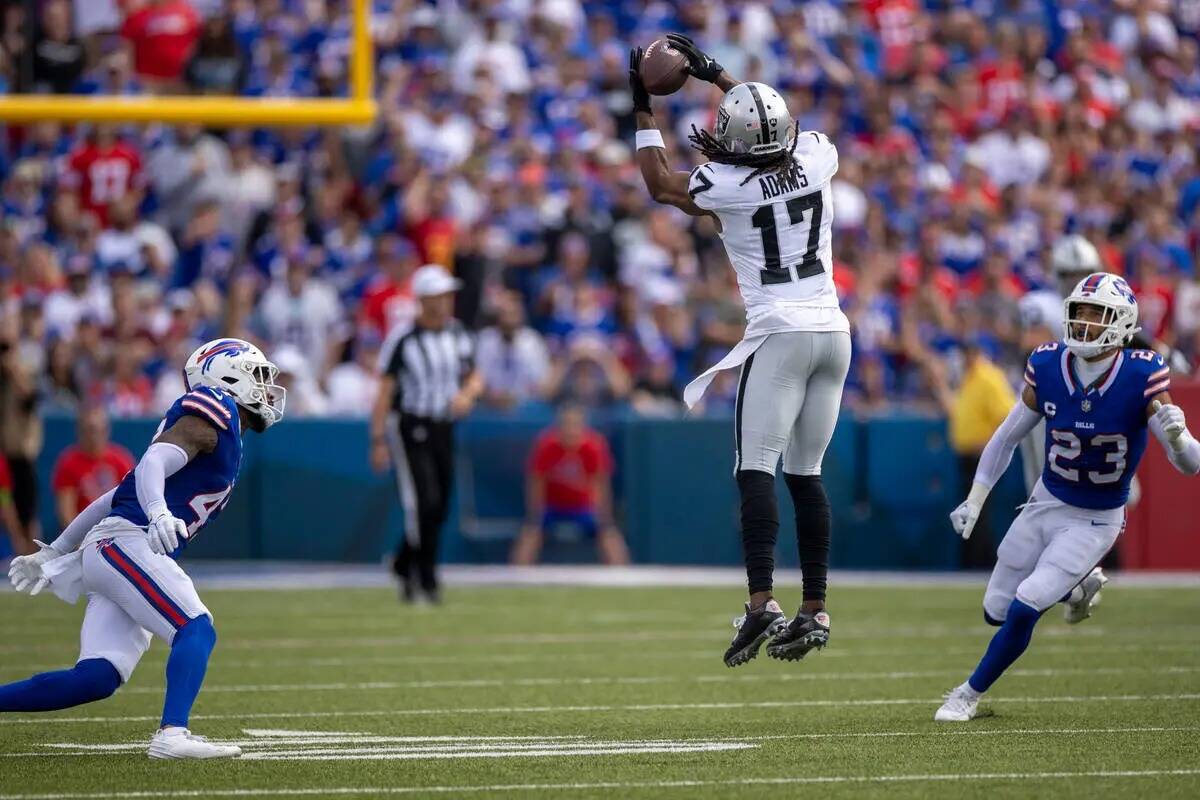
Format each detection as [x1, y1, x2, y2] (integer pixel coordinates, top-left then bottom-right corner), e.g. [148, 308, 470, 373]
[0, 0, 376, 126]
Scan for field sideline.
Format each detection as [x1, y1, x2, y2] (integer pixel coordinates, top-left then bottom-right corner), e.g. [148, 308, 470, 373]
[1, 574, 1197, 799]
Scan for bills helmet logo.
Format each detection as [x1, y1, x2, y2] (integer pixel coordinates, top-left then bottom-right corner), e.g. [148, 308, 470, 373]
[1110, 276, 1136, 305]
[195, 340, 251, 373]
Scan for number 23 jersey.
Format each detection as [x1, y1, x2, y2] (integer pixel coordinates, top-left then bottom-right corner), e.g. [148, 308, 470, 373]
[687, 130, 848, 337]
[109, 385, 243, 555]
[1025, 342, 1170, 510]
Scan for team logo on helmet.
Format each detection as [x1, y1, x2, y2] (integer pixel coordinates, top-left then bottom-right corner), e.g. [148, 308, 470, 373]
[1110, 276, 1136, 305]
[196, 340, 251, 373]
[715, 107, 731, 139]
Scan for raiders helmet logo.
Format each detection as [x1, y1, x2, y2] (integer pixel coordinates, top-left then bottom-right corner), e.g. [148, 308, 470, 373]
[715, 107, 731, 139]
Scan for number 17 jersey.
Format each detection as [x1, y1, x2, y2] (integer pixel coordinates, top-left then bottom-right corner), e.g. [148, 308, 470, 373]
[687, 131, 848, 337]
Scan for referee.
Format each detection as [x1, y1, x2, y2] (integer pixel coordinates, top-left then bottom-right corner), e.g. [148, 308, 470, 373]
[371, 264, 483, 604]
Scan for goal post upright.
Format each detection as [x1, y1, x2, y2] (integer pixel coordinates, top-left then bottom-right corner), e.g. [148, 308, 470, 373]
[0, 0, 376, 126]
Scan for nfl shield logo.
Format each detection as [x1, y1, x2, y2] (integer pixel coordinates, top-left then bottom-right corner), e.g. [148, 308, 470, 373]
[1081, 399, 1092, 413]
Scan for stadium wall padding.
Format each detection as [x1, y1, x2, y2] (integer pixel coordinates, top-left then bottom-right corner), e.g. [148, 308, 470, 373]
[28, 410, 1033, 569]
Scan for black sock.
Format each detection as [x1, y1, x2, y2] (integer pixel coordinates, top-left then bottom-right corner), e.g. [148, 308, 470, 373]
[785, 473, 830, 604]
[737, 469, 778, 595]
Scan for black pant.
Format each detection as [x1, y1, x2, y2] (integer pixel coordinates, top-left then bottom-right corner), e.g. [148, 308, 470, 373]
[390, 416, 455, 591]
[4, 455, 37, 528]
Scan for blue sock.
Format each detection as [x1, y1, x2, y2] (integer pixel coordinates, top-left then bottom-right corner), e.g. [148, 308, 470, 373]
[968, 599, 1042, 693]
[0, 658, 121, 712]
[161, 615, 216, 728]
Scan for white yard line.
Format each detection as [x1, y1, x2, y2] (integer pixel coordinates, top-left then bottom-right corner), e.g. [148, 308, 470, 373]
[104, 665, 1200, 695]
[2, 693, 1197, 726]
[9, 725, 1193, 758]
[1, 769, 1199, 799]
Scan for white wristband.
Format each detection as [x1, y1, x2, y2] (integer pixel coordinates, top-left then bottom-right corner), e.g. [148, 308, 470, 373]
[635, 129, 665, 150]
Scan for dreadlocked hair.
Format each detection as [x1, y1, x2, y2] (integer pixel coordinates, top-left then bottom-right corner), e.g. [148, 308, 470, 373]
[688, 122, 802, 186]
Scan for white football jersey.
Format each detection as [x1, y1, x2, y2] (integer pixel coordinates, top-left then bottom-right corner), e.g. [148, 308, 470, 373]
[687, 131, 849, 336]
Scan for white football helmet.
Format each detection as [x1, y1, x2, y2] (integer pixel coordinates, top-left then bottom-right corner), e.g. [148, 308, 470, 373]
[1062, 273, 1141, 359]
[714, 82, 795, 155]
[184, 338, 286, 430]
[1051, 235, 1102, 294]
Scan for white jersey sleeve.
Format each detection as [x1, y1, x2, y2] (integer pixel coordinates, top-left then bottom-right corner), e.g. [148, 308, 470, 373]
[692, 131, 844, 330]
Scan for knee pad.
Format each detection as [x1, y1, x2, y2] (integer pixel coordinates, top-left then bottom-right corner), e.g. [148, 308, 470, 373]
[174, 614, 217, 652]
[75, 658, 123, 701]
[983, 590, 1011, 623]
[1016, 566, 1078, 613]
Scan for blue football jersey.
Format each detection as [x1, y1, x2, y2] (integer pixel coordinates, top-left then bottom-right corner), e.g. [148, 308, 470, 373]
[109, 386, 243, 556]
[1025, 342, 1170, 510]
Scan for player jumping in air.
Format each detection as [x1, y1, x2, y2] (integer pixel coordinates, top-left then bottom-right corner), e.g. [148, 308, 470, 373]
[937, 274, 1200, 721]
[2, 339, 285, 757]
[630, 36, 850, 667]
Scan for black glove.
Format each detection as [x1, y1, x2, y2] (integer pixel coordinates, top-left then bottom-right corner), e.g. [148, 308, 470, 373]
[666, 33, 724, 84]
[628, 47, 652, 114]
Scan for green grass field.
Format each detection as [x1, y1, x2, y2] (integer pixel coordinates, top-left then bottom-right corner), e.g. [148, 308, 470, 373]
[2, 580, 1198, 799]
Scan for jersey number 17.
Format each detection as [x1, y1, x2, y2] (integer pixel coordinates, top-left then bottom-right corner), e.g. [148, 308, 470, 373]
[751, 192, 825, 286]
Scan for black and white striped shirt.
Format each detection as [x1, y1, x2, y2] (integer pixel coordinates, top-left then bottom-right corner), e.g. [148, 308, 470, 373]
[380, 321, 475, 421]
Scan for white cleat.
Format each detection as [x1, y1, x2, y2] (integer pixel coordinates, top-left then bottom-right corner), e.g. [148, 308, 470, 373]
[934, 685, 980, 722]
[1064, 567, 1108, 625]
[148, 727, 242, 759]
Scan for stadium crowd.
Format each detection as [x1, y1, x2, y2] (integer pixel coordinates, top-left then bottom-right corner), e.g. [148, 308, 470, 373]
[0, 0, 1198, 428]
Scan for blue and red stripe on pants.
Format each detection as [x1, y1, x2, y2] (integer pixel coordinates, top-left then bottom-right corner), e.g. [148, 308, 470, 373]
[98, 541, 191, 629]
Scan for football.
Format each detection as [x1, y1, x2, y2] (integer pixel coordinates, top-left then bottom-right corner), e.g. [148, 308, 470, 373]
[640, 37, 689, 95]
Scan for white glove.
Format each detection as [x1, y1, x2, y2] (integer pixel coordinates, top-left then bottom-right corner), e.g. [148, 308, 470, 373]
[146, 511, 188, 556]
[8, 540, 59, 595]
[950, 481, 990, 540]
[1152, 400, 1186, 449]
[949, 500, 981, 540]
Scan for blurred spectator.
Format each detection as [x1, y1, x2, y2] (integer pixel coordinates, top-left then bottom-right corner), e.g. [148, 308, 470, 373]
[257, 259, 343, 372]
[947, 341, 1017, 569]
[50, 405, 133, 528]
[511, 404, 629, 566]
[545, 337, 632, 408]
[43, 254, 111, 337]
[185, 9, 245, 95]
[0, 453, 27, 556]
[631, 357, 684, 417]
[0, 313, 44, 548]
[272, 344, 329, 417]
[31, 0, 84, 94]
[120, 0, 200, 90]
[93, 342, 155, 417]
[60, 126, 143, 229]
[146, 125, 230, 234]
[326, 336, 380, 417]
[476, 290, 550, 409]
[360, 235, 417, 338]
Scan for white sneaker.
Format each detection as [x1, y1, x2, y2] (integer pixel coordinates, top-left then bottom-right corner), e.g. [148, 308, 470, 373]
[148, 727, 242, 759]
[1064, 567, 1108, 625]
[934, 685, 980, 722]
